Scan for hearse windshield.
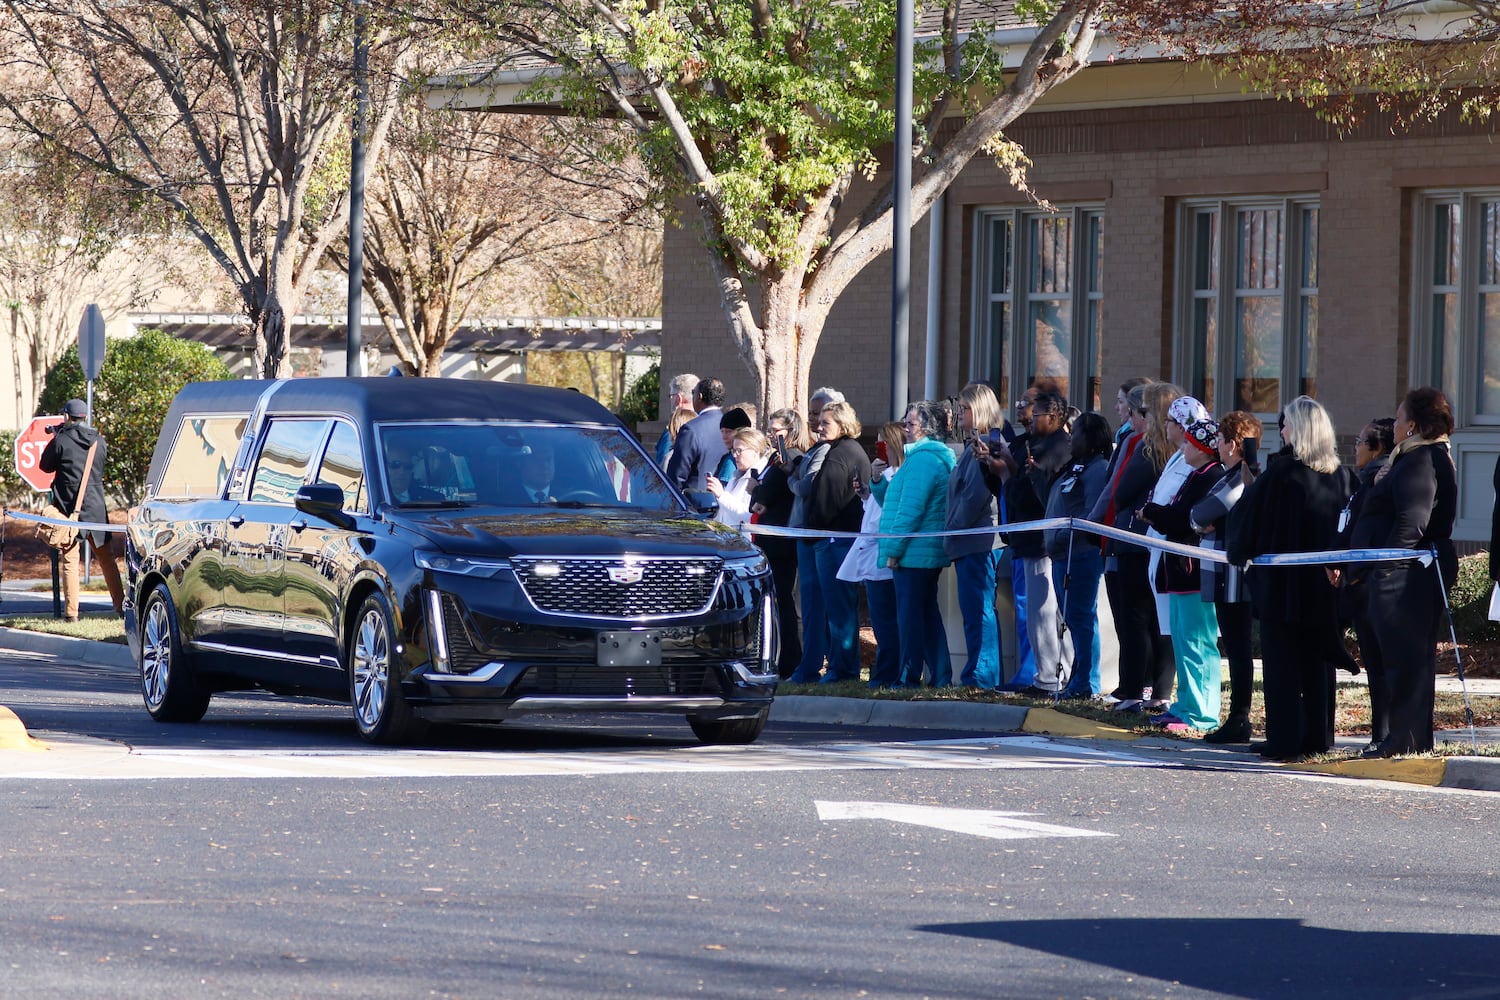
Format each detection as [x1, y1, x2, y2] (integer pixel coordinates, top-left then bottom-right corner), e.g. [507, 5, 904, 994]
[377, 421, 680, 510]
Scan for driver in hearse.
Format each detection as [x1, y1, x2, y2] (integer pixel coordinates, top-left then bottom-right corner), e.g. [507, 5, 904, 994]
[385, 443, 441, 504]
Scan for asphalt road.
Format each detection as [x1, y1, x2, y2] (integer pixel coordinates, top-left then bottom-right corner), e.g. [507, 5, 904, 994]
[3, 647, 1500, 999]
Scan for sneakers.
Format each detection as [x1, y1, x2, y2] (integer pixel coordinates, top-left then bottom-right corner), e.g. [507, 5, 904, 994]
[1016, 685, 1060, 701]
[1111, 698, 1143, 713]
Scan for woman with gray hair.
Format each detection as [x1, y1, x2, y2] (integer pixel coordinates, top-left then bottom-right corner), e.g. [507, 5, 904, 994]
[1228, 395, 1353, 761]
[876, 400, 955, 686]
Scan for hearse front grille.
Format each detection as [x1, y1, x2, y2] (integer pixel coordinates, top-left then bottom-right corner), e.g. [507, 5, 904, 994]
[510, 557, 722, 619]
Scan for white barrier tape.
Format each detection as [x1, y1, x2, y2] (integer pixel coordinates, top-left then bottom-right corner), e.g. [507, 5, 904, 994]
[3, 510, 126, 534]
[748, 516, 1435, 569]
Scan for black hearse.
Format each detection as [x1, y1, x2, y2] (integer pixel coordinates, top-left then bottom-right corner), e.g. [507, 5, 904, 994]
[124, 378, 778, 745]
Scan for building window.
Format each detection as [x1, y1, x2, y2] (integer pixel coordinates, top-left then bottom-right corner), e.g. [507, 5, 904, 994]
[1414, 190, 1500, 423]
[1175, 198, 1319, 416]
[973, 205, 1104, 410]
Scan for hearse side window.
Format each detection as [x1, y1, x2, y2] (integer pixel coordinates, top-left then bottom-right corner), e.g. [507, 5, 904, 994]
[317, 420, 367, 512]
[250, 419, 331, 505]
[156, 415, 248, 499]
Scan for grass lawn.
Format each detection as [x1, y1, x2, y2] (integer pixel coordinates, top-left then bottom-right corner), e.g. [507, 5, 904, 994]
[0, 612, 126, 644]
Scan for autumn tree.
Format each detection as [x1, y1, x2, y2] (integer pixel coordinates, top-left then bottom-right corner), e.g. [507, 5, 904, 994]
[1199, 1, 1500, 129]
[332, 93, 658, 376]
[0, 142, 171, 422]
[0, 0, 410, 378]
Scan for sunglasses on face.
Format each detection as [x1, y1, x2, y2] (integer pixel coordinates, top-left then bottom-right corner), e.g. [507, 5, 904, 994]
[388, 460, 411, 470]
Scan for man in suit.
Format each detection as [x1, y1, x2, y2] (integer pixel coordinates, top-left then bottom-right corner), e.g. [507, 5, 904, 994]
[666, 376, 726, 492]
[655, 373, 699, 464]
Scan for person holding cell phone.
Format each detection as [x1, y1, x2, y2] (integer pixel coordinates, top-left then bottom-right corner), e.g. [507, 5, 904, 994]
[1189, 410, 1263, 743]
[750, 408, 809, 678]
[707, 427, 770, 531]
[944, 382, 1006, 689]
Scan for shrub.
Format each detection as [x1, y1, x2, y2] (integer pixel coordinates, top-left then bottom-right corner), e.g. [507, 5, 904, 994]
[39, 327, 232, 505]
[1450, 551, 1500, 649]
[616, 360, 660, 429]
[0, 429, 29, 507]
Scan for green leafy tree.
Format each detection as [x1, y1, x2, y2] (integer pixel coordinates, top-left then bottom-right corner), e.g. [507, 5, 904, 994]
[39, 329, 232, 505]
[425, 1, 1216, 413]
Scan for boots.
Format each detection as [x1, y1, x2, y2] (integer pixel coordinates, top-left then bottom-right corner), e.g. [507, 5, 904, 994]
[1204, 713, 1252, 744]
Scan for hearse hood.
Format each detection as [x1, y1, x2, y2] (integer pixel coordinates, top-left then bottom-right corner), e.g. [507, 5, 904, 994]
[389, 508, 761, 560]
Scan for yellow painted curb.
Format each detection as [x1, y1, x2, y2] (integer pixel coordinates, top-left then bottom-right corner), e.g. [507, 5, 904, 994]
[1022, 707, 1139, 741]
[1291, 757, 1446, 786]
[0, 706, 47, 753]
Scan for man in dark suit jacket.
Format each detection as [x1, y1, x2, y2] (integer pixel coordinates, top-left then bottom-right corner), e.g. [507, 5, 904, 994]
[666, 376, 726, 492]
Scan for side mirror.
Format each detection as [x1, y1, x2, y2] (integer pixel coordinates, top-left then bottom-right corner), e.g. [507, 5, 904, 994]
[295, 482, 354, 528]
[684, 490, 719, 517]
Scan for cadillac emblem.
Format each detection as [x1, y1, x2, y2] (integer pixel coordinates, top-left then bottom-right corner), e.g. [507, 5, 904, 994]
[608, 565, 644, 585]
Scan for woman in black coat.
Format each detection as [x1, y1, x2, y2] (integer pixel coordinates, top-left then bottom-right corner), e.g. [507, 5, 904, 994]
[1227, 396, 1352, 761]
[751, 408, 807, 677]
[800, 400, 873, 683]
[1341, 387, 1457, 758]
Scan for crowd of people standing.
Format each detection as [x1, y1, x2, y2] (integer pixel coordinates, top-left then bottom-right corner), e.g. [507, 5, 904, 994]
[657, 372, 1460, 761]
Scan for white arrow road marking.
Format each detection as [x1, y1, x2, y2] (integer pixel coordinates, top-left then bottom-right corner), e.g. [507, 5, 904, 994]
[815, 800, 1115, 841]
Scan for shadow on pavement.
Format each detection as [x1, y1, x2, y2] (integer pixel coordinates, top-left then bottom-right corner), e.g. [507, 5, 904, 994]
[918, 917, 1500, 999]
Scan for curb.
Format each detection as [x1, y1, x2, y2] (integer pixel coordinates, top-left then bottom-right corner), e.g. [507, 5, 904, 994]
[0, 627, 135, 669]
[772, 695, 1500, 792]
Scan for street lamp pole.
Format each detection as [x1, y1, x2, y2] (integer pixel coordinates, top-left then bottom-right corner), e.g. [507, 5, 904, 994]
[346, 0, 369, 377]
[890, 0, 913, 420]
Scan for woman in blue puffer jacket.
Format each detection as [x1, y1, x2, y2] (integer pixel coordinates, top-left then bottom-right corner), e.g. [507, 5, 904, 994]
[877, 400, 957, 687]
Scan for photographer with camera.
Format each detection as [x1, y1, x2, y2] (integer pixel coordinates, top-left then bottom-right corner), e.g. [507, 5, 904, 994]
[38, 398, 123, 620]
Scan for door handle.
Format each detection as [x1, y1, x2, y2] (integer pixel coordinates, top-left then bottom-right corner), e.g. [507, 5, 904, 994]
[289, 519, 308, 532]
[227, 515, 245, 527]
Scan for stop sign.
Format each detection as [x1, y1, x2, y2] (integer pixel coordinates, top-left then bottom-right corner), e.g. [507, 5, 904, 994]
[14, 415, 63, 492]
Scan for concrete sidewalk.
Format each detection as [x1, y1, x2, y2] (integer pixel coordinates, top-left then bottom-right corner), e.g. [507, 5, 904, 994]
[2, 626, 1498, 792]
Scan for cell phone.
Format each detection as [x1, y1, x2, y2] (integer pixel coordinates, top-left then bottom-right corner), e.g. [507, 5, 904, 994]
[775, 433, 789, 465]
[875, 440, 888, 463]
[1240, 436, 1259, 468]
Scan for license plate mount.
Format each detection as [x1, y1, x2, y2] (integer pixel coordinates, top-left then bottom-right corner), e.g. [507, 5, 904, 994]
[596, 630, 662, 667]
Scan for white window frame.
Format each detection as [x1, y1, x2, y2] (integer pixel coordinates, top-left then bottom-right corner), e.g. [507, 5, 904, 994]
[1172, 196, 1320, 418]
[1410, 188, 1500, 427]
[970, 205, 1104, 410]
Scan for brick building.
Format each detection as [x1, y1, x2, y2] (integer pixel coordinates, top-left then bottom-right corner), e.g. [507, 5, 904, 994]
[662, 55, 1500, 540]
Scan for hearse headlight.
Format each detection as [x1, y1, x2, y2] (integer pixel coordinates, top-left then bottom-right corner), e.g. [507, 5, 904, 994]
[723, 552, 769, 579]
[414, 551, 512, 577]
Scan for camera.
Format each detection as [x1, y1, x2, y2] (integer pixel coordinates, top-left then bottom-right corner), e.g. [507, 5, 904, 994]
[43, 422, 63, 435]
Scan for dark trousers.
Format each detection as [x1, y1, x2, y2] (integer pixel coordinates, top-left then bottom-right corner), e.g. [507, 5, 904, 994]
[1258, 617, 1335, 756]
[763, 539, 801, 678]
[1352, 608, 1389, 744]
[1107, 552, 1175, 700]
[1363, 566, 1443, 753]
[1216, 600, 1255, 720]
